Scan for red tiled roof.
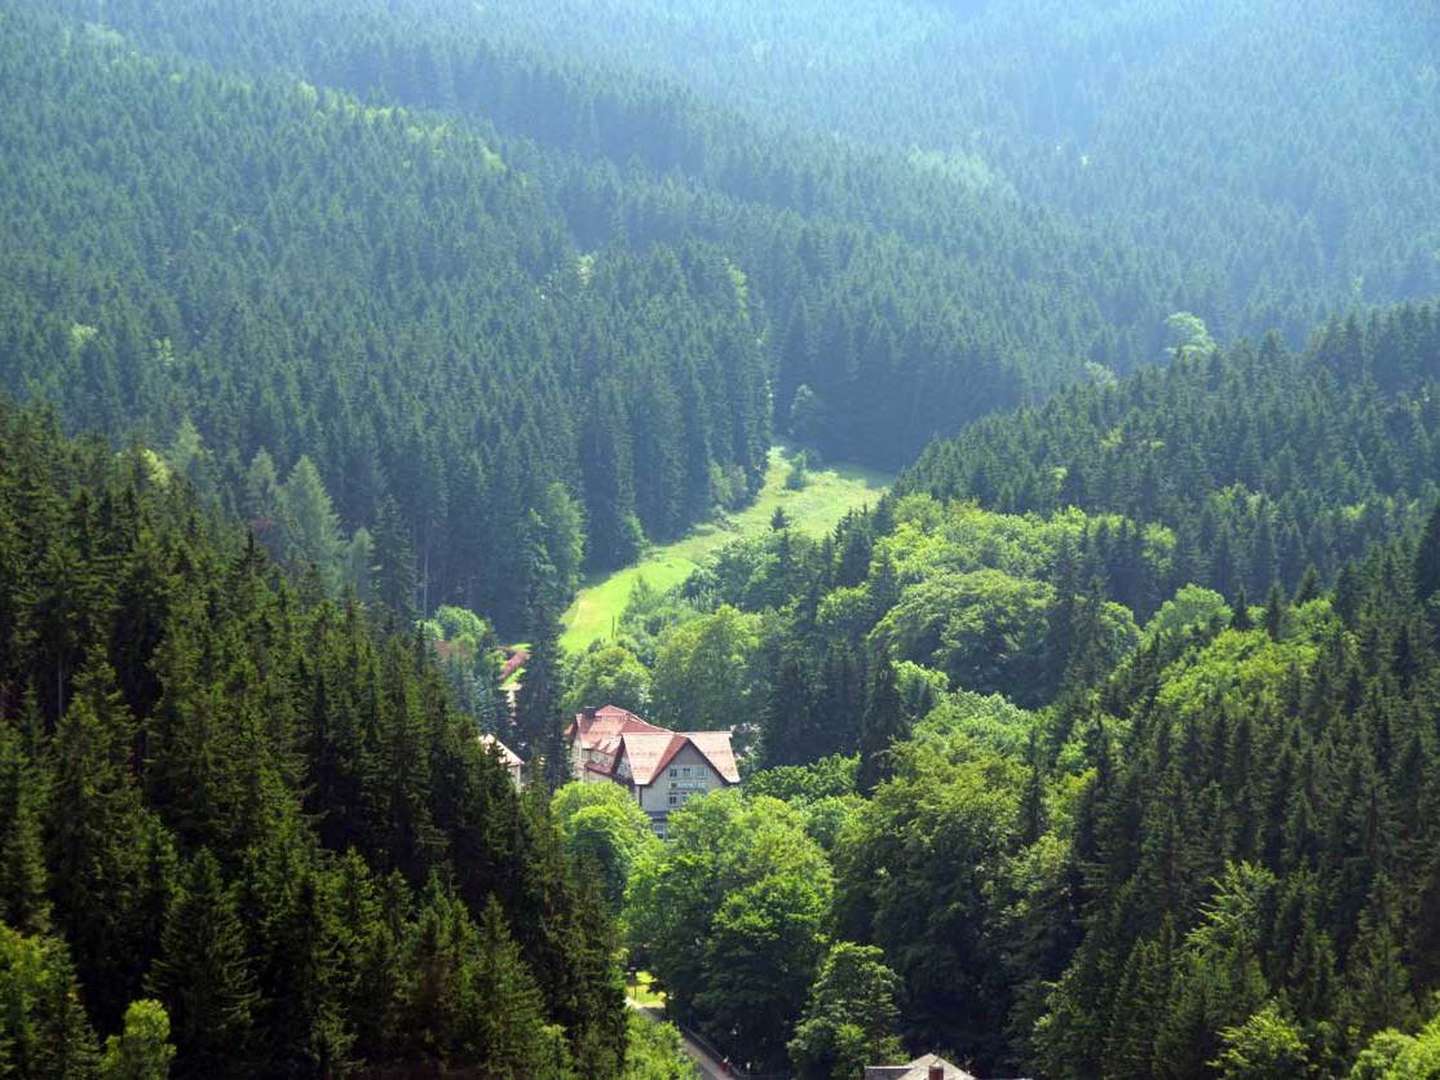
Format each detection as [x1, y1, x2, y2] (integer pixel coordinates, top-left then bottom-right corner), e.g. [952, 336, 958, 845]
[499, 649, 530, 681]
[614, 730, 741, 787]
[568, 705, 668, 752]
[617, 732, 689, 786]
[570, 705, 740, 788]
[687, 731, 741, 784]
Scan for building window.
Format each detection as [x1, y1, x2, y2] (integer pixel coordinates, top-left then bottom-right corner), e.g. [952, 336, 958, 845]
[682, 766, 691, 778]
[669, 767, 677, 778]
[668, 794, 678, 805]
[696, 765, 707, 779]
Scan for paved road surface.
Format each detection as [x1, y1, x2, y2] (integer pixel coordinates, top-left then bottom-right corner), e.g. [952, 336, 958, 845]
[628, 1001, 728, 1080]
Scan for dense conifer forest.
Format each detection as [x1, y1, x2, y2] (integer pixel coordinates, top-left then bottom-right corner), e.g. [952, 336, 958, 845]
[3, 1, 1440, 1077]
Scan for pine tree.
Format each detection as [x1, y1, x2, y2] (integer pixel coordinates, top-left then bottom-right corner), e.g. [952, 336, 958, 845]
[1230, 586, 1254, 631]
[47, 658, 156, 1026]
[278, 456, 344, 593]
[516, 602, 568, 789]
[1263, 582, 1287, 641]
[147, 849, 260, 1079]
[0, 723, 49, 933]
[857, 649, 907, 795]
[1414, 501, 1440, 605]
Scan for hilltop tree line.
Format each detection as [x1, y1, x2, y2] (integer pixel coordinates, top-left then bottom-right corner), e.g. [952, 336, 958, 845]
[902, 303, 1440, 612]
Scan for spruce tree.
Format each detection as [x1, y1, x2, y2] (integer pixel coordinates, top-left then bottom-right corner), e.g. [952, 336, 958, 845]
[469, 897, 571, 1079]
[47, 658, 155, 1026]
[147, 849, 259, 1079]
[857, 649, 907, 795]
[0, 723, 49, 933]
[1415, 501, 1440, 605]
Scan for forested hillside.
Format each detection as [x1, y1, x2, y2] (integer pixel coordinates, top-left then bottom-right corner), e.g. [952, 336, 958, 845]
[6, 1, 1438, 637]
[901, 304, 1440, 606]
[564, 300, 1440, 1077]
[4, 2, 1440, 1078]
[0, 6, 772, 631]
[475, 0, 1440, 336]
[0, 400, 662, 1077]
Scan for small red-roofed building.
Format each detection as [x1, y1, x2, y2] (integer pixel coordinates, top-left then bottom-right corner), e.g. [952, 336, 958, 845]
[566, 705, 740, 835]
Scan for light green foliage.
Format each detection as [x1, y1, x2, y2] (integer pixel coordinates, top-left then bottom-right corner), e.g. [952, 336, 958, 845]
[880, 499, 1159, 586]
[894, 660, 948, 718]
[744, 755, 858, 804]
[1152, 628, 1319, 724]
[622, 1013, 698, 1080]
[563, 643, 653, 717]
[800, 795, 865, 855]
[1212, 1001, 1309, 1079]
[1350, 1010, 1440, 1078]
[0, 924, 99, 1078]
[871, 568, 1054, 703]
[744, 756, 863, 852]
[786, 452, 811, 491]
[418, 605, 503, 721]
[552, 783, 660, 910]
[430, 606, 491, 651]
[788, 942, 904, 1080]
[1142, 584, 1231, 645]
[277, 455, 343, 591]
[650, 605, 762, 730]
[1166, 311, 1217, 356]
[244, 448, 280, 524]
[909, 689, 1038, 760]
[627, 791, 832, 1070]
[867, 502, 1146, 705]
[100, 999, 176, 1080]
[166, 417, 209, 488]
[563, 447, 889, 652]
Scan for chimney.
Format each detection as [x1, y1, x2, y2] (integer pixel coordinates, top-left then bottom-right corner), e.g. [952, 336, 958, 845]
[582, 706, 597, 721]
[928, 1067, 944, 1080]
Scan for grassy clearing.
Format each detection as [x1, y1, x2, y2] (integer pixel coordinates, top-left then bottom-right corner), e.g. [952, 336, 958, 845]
[627, 970, 668, 1008]
[560, 445, 891, 653]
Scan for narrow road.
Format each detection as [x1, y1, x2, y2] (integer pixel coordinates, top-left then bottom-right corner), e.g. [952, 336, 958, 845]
[628, 1001, 729, 1080]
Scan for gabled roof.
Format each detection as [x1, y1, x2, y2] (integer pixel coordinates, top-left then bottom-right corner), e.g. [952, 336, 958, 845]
[615, 730, 740, 786]
[615, 732, 688, 786]
[570, 705, 741, 788]
[479, 733, 523, 768]
[685, 731, 741, 783]
[865, 1055, 978, 1080]
[568, 705, 668, 753]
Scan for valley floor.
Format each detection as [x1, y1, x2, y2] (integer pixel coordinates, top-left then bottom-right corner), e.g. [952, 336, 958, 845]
[561, 445, 890, 652]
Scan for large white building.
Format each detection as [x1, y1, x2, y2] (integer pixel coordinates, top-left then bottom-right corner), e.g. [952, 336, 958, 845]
[565, 705, 740, 835]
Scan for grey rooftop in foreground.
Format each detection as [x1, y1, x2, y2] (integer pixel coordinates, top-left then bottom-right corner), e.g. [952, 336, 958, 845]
[865, 1054, 977, 1080]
